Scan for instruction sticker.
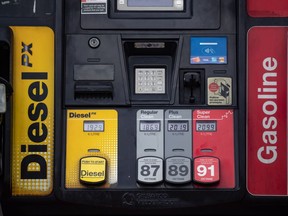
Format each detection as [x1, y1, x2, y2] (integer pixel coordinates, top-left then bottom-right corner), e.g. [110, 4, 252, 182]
[81, 0, 107, 15]
[208, 77, 232, 105]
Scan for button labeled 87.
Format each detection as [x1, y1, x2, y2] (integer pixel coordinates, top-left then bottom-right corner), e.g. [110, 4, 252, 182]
[193, 157, 220, 184]
[137, 157, 163, 184]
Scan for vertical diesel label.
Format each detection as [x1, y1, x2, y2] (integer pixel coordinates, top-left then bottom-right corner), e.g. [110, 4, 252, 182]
[247, 27, 288, 195]
[11, 27, 54, 196]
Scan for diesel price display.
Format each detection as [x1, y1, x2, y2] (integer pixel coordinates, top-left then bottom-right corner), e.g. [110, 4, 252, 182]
[83, 121, 104, 132]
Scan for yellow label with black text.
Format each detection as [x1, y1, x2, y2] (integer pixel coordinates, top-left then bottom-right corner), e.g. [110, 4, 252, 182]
[11, 27, 54, 196]
[80, 157, 107, 184]
[66, 110, 118, 188]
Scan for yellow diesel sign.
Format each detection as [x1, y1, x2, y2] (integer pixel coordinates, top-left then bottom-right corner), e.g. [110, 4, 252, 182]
[65, 110, 118, 189]
[11, 27, 54, 196]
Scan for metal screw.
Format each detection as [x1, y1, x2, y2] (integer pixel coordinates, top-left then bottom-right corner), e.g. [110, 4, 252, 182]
[88, 37, 100, 49]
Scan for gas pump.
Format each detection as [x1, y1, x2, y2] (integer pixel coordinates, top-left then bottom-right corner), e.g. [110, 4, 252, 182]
[0, 0, 288, 215]
[63, 0, 238, 205]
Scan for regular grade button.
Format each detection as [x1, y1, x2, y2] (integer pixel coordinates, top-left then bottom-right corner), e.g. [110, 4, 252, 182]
[79, 156, 107, 185]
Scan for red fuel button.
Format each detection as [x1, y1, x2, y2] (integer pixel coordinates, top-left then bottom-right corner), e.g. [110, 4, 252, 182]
[193, 156, 220, 184]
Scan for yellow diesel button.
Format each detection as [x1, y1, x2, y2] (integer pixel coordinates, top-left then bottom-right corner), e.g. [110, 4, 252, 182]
[79, 156, 107, 185]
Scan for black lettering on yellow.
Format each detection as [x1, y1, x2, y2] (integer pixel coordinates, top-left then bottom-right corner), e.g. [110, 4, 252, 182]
[20, 41, 50, 180]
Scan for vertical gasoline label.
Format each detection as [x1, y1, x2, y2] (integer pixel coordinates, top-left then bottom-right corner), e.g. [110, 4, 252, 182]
[247, 27, 288, 196]
[11, 27, 54, 196]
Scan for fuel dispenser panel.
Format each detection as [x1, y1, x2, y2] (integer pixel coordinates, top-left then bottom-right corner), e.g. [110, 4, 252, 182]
[193, 110, 235, 187]
[5, 0, 283, 215]
[62, 0, 239, 202]
[136, 110, 164, 184]
[65, 110, 118, 188]
[165, 110, 192, 184]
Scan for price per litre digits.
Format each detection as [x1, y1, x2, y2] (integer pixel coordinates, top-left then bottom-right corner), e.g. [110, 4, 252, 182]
[84, 121, 104, 132]
[140, 121, 160, 132]
[196, 120, 217, 132]
[167, 121, 189, 132]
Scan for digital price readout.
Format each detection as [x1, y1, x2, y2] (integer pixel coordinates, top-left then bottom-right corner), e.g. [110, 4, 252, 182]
[83, 121, 104, 132]
[139, 121, 161, 132]
[167, 121, 189, 132]
[196, 120, 217, 132]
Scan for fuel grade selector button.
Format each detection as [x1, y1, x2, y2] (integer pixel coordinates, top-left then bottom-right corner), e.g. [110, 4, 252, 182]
[80, 156, 107, 185]
[65, 110, 118, 189]
[137, 157, 163, 184]
[193, 156, 220, 184]
[165, 110, 192, 184]
[136, 110, 164, 184]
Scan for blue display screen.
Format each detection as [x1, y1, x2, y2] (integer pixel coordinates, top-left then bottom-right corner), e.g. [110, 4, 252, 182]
[190, 37, 228, 64]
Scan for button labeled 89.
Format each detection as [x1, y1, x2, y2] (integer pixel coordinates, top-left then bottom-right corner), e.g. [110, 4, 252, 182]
[165, 157, 192, 184]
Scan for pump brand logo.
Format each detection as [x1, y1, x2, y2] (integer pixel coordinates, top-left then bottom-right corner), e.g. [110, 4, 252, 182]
[11, 27, 54, 196]
[247, 27, 288, 196]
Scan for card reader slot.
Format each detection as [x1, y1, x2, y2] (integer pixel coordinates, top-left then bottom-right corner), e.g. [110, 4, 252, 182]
[75, 81, 113, 100]
[180, 70, 204, 105]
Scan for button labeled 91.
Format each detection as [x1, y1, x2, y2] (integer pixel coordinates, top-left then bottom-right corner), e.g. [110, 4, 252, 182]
[193, 156, 220, 184]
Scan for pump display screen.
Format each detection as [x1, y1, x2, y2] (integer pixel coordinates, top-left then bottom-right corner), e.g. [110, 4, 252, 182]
[168, 121, 189, 132]
[117, 0, 184, 12]
[127, 0, 173, 7]
[140, 121, 161, 132]
[83, 121, 104, 132]
[196, 120, 217, 132]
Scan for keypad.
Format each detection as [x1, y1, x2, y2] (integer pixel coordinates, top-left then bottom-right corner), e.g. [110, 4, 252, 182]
[135, 68, 165, 94]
